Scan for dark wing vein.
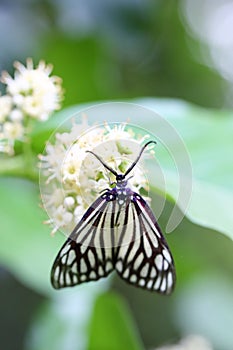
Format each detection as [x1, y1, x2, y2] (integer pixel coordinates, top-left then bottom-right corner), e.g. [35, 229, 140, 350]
[51, 196, 114, 289]
[115, 192, 176, 294]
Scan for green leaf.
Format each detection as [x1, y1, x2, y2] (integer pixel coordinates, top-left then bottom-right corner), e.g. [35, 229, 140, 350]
[26, 283, 109, 350]
[88, 292, 144, 350]
[0, 177, 63, 295]
[137, 98, 233, 238]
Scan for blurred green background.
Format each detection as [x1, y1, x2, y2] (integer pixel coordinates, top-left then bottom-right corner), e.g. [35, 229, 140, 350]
[0, 1, 233, 350]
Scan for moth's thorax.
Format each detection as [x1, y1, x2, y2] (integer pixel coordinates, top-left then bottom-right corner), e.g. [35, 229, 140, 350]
[102, 178, 133, 205]
[116, 181, 133, 206]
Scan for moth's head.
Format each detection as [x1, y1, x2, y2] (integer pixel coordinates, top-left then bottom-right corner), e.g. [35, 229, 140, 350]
[116, 174, 127, 187]
[116, 174, 125, 182]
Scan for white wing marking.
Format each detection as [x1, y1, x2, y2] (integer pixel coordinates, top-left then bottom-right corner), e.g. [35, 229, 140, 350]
[115, 193, 175, 294]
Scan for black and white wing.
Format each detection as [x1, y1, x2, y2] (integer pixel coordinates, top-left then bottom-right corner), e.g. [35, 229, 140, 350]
[51, 196, 115, 289]
[115, 193, 176, 294]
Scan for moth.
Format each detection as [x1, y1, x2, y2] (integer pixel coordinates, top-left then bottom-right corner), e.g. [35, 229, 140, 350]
[51, 141, 176, 294]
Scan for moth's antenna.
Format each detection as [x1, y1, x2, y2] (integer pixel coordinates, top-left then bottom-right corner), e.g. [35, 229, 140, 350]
[124, 140, 157, 177]
[86, 150, 118, 177]
[87, 140, 156, 178]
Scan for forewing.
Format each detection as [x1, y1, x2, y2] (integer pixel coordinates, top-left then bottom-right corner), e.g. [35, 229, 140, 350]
[115, 193, 176, 294]
[51, 196, 115, 289]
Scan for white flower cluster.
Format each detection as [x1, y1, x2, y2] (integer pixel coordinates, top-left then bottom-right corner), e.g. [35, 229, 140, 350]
[0, 58, 63, 154]
[39, 117, 151, 235]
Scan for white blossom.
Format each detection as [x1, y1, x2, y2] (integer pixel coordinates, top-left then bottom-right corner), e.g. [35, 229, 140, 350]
[0, 58, 63, 155]
[46, 205, 73, 236]
[0, 95, 12, 122]
[9, 109, 23, 122]
[1, 58, 63, 121]
[64, 196, 75, 209]
[40, 118, 152, 235]
[3, 122, 24, 140]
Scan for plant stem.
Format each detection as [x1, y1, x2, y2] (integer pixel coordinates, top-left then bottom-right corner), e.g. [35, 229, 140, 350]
[0, 154, 38, 182]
